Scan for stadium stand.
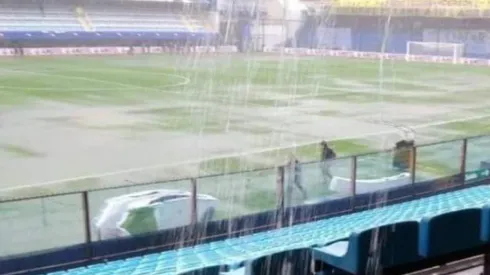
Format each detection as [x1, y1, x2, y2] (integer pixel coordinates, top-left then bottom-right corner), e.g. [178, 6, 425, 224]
[304, 0, 490, 8]
[0, 4, 210, 33]
[85, 8, 209, 33]
[43, 185, 490, 275]
[0, 6, 83, 32]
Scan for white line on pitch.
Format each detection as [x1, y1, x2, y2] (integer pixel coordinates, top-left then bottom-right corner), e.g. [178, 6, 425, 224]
[2, 112, 490, 192]
[0, 67, 190, 92]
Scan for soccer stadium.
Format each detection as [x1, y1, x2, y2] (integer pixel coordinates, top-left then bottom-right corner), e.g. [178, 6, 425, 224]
[2, 0, 490, 274]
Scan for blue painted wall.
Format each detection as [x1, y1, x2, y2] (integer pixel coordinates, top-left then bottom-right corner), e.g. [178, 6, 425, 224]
[298, 16, 490, 59]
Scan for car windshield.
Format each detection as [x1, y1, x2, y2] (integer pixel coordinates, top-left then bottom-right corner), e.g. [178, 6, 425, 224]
[149, 195, 188, 204]
[129, 191, 160, 198]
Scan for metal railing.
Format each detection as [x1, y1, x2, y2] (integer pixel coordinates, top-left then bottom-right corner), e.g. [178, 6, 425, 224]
[1, 134, 490, 258]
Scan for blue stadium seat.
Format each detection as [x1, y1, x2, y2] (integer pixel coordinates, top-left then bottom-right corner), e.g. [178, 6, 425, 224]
[179, 266, 222, 275]
[419, 208, 484, 257]
[312, 221, 420, 274]
[249, 249, 311, 275]
[220, 266, 247, 275]
[481, 205, 490, 242]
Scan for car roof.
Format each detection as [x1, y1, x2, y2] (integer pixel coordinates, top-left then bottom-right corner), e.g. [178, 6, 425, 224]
[106, 189, 217, 209]
[106, 189, 189, 202]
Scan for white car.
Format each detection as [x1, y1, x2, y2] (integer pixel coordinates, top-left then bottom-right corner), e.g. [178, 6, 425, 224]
[94, 189, 219, 240]
[330, 172, 411, 194]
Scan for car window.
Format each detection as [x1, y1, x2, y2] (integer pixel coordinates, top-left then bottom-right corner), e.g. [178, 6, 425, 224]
[150, 195, 188, 204]
[129, 191, 160, 198]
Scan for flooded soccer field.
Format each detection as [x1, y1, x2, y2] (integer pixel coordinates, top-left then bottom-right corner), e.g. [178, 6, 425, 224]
[1, 54, 490, 255]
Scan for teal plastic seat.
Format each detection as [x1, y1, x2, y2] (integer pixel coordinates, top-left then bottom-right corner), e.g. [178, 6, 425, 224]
[312, 221, 420, 274]
[481, 204, 490, 242]
[178, 265, 222, 275]
[220, 266, 247, 275]
[249, 248, 311, 275]
[419, 208, 484, 257]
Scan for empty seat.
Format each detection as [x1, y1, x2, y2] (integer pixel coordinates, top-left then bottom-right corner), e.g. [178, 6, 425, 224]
[419, 208, 484, 257]
[179, 266, 223, 275]
[312, 221, 420, 274]
[481, 205, 490, 242]
[220, 266, 247, 275]
[250, 249, 311, 275]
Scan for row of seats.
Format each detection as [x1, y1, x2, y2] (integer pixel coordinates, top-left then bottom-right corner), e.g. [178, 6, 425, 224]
[0, 8, 82, 31]
[0, 6, 208, 33]
[313, 206, 489, 274]
[46, 185, 490, 275]
[86, 9, 208, 33]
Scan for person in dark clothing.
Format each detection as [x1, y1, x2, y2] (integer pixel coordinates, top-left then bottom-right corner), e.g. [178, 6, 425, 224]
[320, 140, 336, 186]
[392, 140, 414, 172]
[288, 155, 307, 201]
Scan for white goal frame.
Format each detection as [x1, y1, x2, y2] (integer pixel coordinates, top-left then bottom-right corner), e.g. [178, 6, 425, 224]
[406, 41, 464, 64]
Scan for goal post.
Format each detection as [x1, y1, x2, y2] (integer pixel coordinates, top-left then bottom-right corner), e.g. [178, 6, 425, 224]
[406, 41, 464, 63]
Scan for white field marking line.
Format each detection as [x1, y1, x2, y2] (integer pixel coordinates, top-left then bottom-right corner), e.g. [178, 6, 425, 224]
[1, 66, 335, 102]
[0, 67, 190, 93]
[0, 86, 136, 92]
[280, 84, 452, 101]
[3, 112, 490, 192]
[0, 64, 458, 102]
[42, 65, 192, 90]
[0, 64, 381, 99]
[0, 66, 272, 109]
[0, 68, 137, 90]
[307, 73, 490, 96]
[287, 86, 377, 100]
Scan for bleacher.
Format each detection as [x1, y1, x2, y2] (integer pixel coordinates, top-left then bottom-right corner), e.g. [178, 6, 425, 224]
[302, 0, 490, 9]
[0, 6, 83, 32]
[0, 5, 210, 34]
[44, 185, 490, 275]
[86, 8, 208, 33]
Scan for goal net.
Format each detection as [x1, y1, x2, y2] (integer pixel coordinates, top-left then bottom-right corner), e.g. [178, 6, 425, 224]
[406, 41, 464, 63]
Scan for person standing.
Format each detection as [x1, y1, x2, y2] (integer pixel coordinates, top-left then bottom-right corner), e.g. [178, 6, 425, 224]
[320, 141, 336, 186]
[287, 155, 308, 201]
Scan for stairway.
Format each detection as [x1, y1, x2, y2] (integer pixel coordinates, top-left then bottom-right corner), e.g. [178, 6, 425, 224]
[75, 6, 93, 31]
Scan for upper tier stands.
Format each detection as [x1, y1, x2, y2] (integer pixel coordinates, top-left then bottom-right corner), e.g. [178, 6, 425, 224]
[86, 8, 208, 32]
[0, 5, 210, 33]
[0, 7, 82, 32]
[304, 0, 490, 9]
[45, 185, 490, 275]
